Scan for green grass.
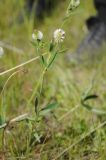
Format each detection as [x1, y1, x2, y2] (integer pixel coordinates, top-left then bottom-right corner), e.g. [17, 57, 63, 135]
[0, 0, 106, 159]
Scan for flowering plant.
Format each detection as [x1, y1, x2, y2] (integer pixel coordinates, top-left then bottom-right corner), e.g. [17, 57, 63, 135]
[0, 0, 81, 152]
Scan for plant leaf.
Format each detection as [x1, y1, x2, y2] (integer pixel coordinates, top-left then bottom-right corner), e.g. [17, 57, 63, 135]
[40, 103, 59, 116]
[40, 55, 47, 67]
[34, 133, 41, 143]
[92, 108, 106, 115]
[59, 48, 68, 54]
[81, 103, 92, 111]
[47, 52, 57, 69]
[83, 95, 98, 102]
[49, 42, 54, 52]
[35, 97, 39, 115]
[81, 94, 98, 111]
[81, 94, 106, 115]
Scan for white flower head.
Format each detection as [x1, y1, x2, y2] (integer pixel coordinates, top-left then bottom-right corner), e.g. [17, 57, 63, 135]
[0, 47, 4, 57]
[53, 29, 65, 43]
[74, 0, 80, 7]
[70, 0, 80, 9]
[32, 30, 43, 41]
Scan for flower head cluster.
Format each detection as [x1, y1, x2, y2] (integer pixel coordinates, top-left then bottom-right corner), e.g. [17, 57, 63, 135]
[53, 29, 65, 43]
[32, 30, 43, 41]
[0, 47, 4, 57]
[32, 28, 65, 45]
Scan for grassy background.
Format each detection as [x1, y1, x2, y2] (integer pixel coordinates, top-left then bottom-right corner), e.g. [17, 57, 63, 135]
[0, 0, 106, 159]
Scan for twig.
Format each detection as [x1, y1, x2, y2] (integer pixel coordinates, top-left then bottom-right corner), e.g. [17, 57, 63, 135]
[0, 53, 47, 76]
[58, 104, 80, 121]
[10, 113, 29, 123]
[0, 69, 23, 96]
[0, 113, 29, 129]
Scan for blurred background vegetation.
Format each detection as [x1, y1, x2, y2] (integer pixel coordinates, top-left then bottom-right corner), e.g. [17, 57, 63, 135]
[0, 0, 106, 159]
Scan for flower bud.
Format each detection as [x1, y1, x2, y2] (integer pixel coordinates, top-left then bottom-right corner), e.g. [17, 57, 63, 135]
[32, 30, 43, 41]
